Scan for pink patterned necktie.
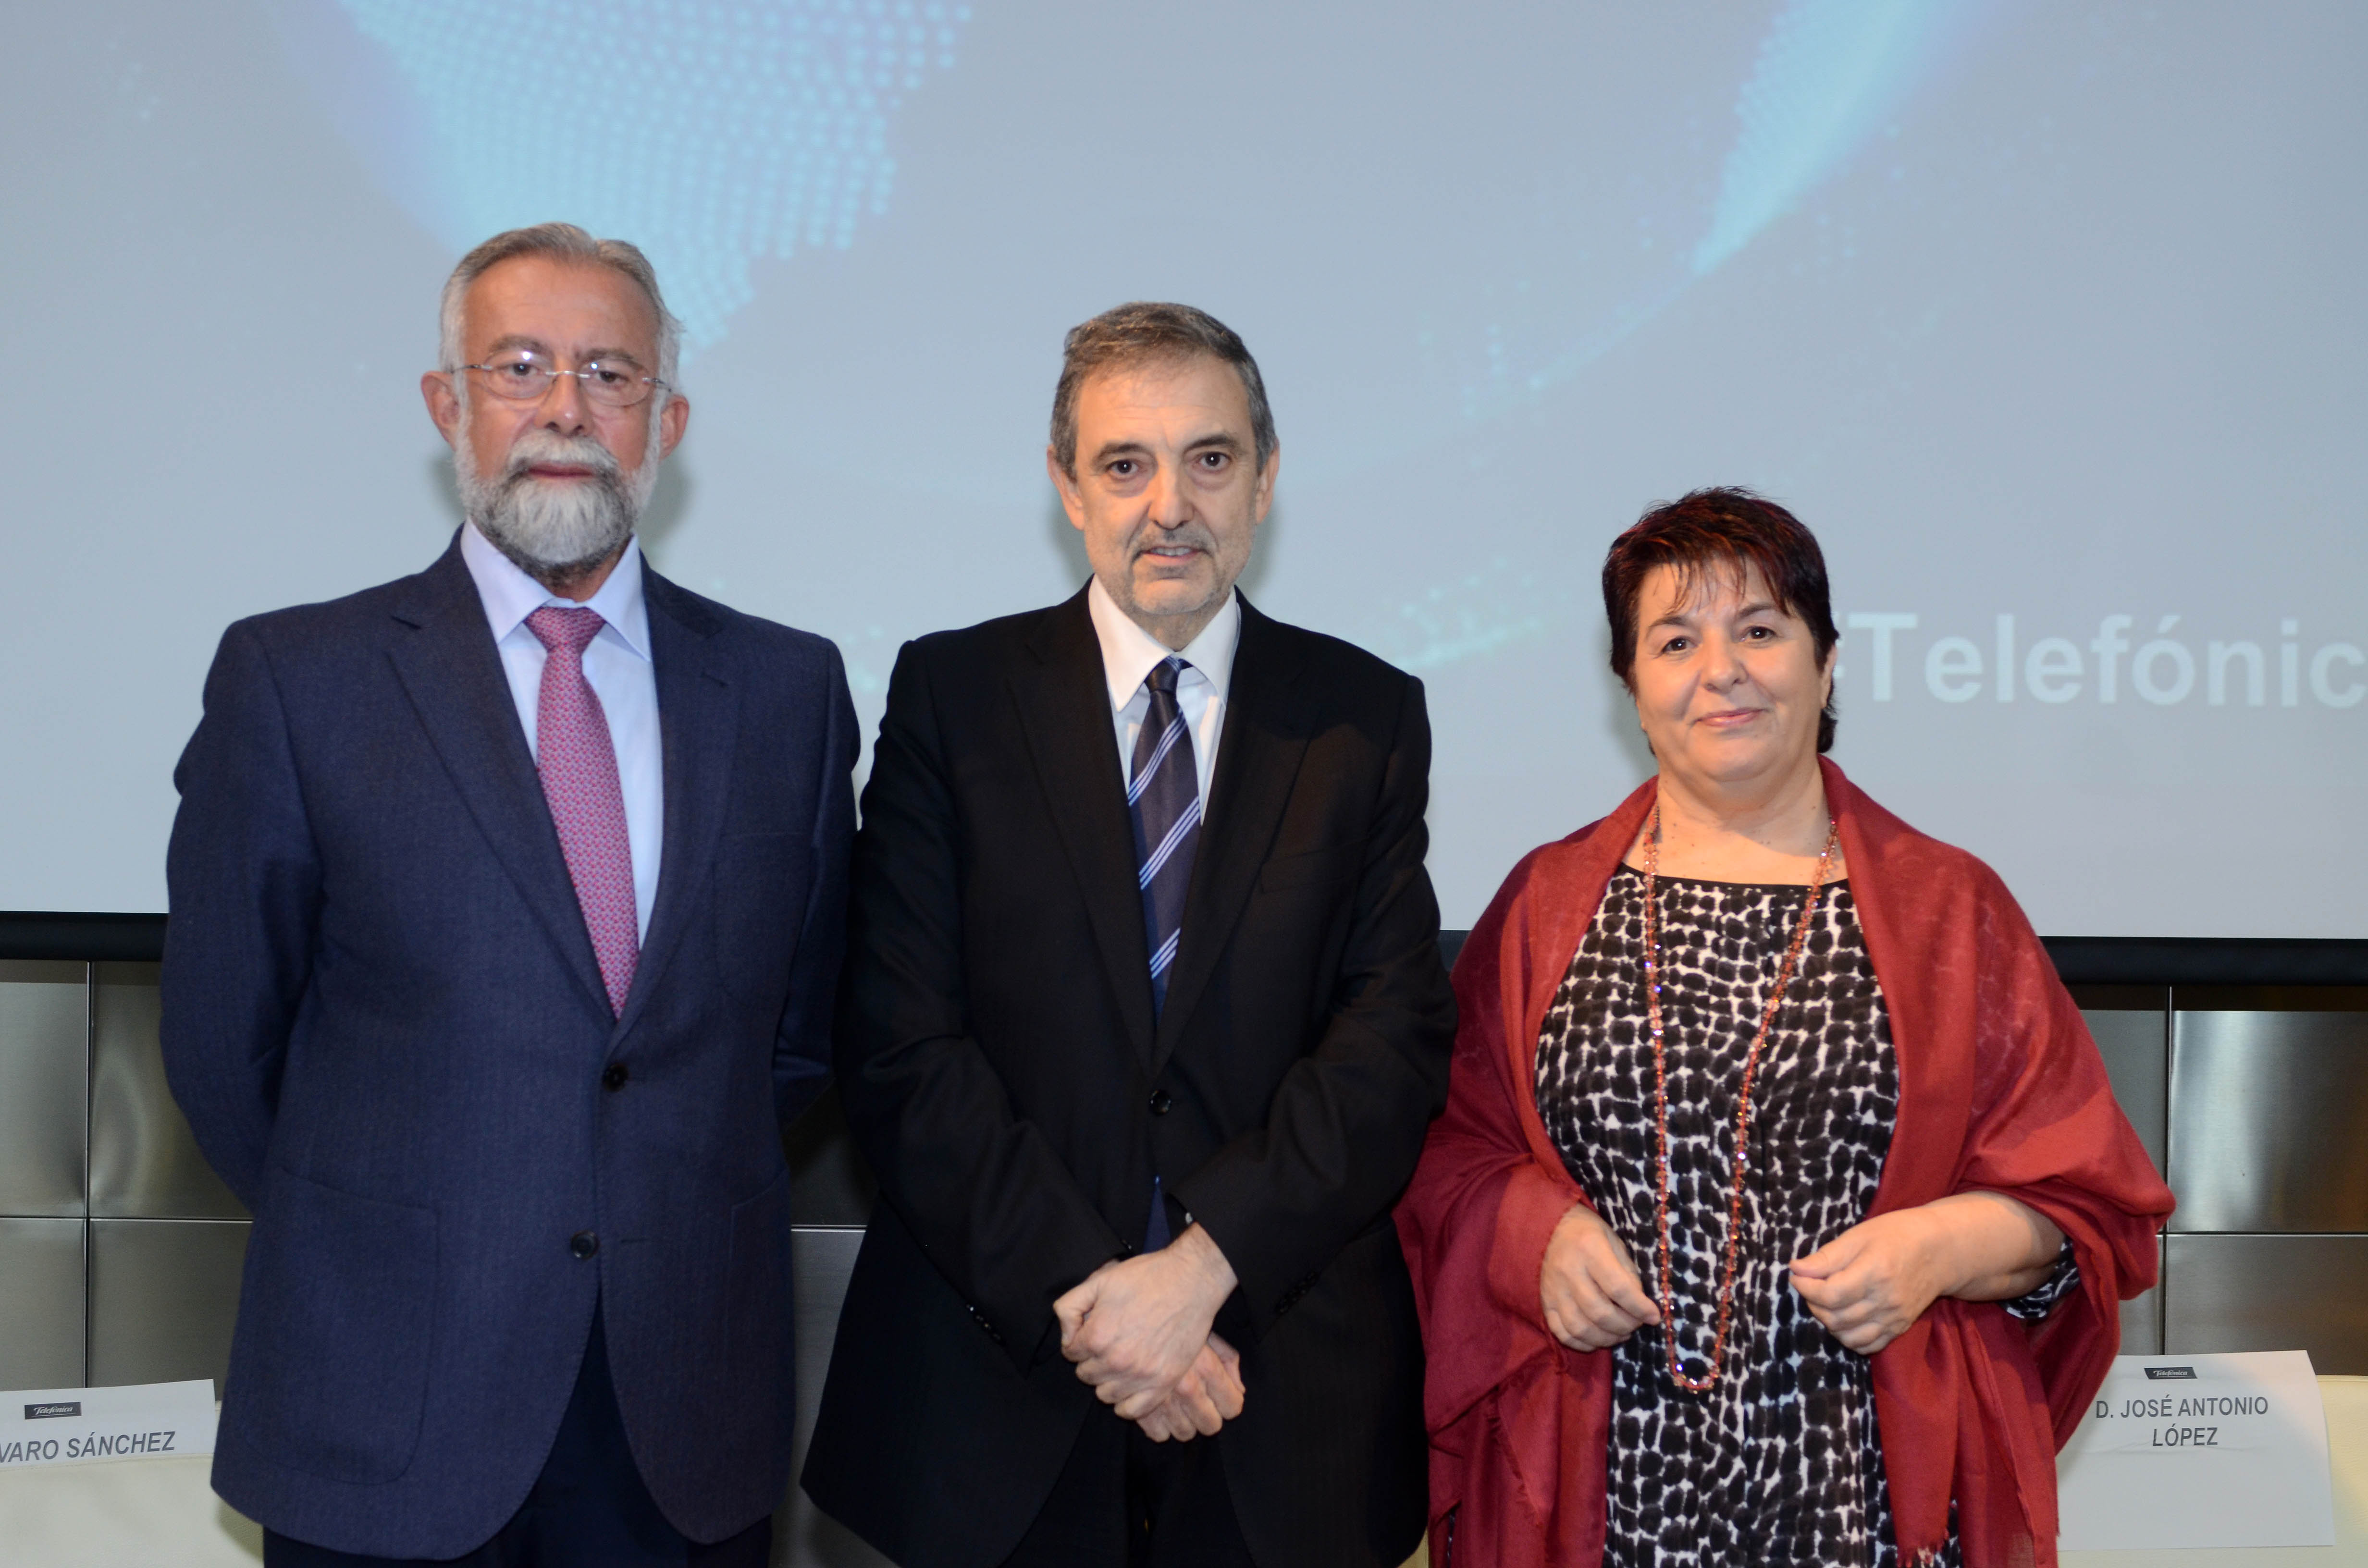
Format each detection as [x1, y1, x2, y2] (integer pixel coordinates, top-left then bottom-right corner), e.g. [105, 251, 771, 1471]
[526, 606, 639, 1016]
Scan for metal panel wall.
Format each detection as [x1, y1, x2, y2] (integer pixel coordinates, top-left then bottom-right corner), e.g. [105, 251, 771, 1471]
[778, 1227, 892, 1568]
[91, 962, 247, 1220]
[2065, 987, 2368, 1370]
[0, 960, 91, 1392]
[2163, 1234, 2368, 1359]
[88, 1218, 251, 1389]
[0, 960, 257, 1396]
[2083, 996, 2169, 1176]
[2074, 992, 2170, 1355]
[0, 1216, 86, 1391]
[2169, 1009, 2368, 1234]
[0, 960, 90, 1216]
[2163, 994, 2368, 1372]
[86, 963, 255, 1389]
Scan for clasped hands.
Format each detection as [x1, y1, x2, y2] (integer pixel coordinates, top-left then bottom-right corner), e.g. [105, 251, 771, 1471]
[1540, 1191, 2063, 1358]
[1053, 1223, 1244, 1443]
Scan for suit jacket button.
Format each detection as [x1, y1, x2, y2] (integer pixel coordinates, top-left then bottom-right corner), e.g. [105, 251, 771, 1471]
[569, 1231, 599, 1260]
[602, 1063, 629, 1090]
[1148, 1089, 1174, 1115]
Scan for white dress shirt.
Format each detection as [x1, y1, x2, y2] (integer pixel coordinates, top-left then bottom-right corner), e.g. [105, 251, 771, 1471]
[1087, 576, 1239, 816]
[460, 523, 664, 940]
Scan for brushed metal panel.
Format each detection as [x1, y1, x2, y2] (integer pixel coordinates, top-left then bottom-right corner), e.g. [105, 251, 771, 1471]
[87, 1218, 249, 1392]
[2169, 1010, 2368, 1233]
[777, 1225, 890, 1568]
[0, 959, 88, 1217]
[785, 1087, 876, 1227]
[2082, 1007, 2167, 1178]
[90, 962, 247, 1219]
[2119, 1287, 2161, 1356]
[2163, 1234, 2368, 1374]
[2176, 985, 2368, 1012]
[0, 1216, 86, 1390]
[2117, 1236, 2164, 1356]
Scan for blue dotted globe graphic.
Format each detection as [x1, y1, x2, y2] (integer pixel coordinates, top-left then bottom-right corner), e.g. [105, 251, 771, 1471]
[341, 0, 974, 352]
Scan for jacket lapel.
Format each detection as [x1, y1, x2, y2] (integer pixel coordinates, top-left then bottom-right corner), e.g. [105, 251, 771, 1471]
[386, 540, 609, 1014]
[1153, 599, 1312, 1069]
[613, 570, 738, 1039]
[1009, 588, 1158, 1064]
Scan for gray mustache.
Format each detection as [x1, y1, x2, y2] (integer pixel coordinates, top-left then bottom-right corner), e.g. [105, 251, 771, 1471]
[500, 433, 622, 487]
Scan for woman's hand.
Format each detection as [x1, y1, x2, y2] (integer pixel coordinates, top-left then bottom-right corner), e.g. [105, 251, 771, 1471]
[1785, 1208, 1950, 1354]
[1540, 1202, 1661, 1351]
[1790, 1192, 2065, 1355]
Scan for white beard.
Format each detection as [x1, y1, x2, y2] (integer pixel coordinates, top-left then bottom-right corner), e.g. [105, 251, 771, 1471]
[455, 423, 659, 581]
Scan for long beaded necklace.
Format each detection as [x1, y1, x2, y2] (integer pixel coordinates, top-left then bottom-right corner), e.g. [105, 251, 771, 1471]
[1641, 798, 1839, 1394]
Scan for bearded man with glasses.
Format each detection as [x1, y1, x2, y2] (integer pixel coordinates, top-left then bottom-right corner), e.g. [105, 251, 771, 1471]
[161, 223, 856, 1567]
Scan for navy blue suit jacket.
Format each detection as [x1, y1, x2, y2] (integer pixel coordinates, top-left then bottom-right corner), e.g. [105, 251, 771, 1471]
[160, 538, 855, 1556]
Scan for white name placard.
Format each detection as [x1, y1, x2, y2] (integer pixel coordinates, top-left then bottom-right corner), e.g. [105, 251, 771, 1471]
[2057, 1350, 2333, 1550]
[0, 1380, 217, 1470]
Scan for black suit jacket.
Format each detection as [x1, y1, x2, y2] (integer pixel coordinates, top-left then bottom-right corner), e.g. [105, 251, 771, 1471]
[802, 588, 1455, 1568]
[160, 539, 855, 1556]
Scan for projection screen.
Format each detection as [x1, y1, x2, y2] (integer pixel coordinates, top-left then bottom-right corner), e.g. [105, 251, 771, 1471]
[2, 0, 2361, 937]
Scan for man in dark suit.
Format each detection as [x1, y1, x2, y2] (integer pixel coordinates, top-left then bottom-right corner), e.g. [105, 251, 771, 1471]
[161, 223, 855, 1565]
[802, 303, 1455, 1568]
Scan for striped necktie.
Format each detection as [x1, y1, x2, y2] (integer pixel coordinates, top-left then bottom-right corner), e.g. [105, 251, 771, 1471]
[1128, 656, 1199, 1251]
[1128, 656, 1201, 1014]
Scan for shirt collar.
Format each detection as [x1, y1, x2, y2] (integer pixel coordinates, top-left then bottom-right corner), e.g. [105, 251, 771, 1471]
[1085, 576, 1240, 711]
[460, 522, 653, 662]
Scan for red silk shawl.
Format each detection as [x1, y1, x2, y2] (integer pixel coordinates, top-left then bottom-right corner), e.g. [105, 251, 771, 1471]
[1394, 762, 2173, 1568]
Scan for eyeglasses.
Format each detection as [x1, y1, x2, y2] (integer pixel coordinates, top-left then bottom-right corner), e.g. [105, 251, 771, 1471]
[457, 352, 668, 409]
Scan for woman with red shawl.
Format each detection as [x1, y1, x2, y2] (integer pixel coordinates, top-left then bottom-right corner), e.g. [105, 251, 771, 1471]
[1395, 490, 2172, 1568]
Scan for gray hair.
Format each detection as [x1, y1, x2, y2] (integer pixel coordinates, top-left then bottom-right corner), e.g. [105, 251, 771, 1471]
[438, 222, 682, 393]
[1050, 302, 1275, 479]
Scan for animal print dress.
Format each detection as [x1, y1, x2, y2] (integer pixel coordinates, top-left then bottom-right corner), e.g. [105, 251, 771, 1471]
[1533, 867, 2075, 1568]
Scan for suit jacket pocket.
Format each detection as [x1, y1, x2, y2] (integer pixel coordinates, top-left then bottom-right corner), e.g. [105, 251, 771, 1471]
[713, 832, 811, 1013]
[1257, 835, 1368, 894]
[724, 1167, 793, 1406]
[227, 1166, 437, 1484]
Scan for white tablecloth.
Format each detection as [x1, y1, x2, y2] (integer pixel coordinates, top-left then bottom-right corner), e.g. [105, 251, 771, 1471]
[11, 1380, 2368, 1567]
[0, 1448, 260, 1566]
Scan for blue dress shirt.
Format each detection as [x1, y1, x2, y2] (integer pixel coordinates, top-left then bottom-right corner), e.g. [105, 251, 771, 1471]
[459, 523, 663, 940]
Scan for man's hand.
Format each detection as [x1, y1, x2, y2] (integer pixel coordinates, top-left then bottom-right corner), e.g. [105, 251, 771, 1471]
[1790, 1191, 2064, 1355]
[1054, 1224, 1239, 1420]
[1540, 1202, 1660, 1351]
[1131, 1333, 1245, 1442]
